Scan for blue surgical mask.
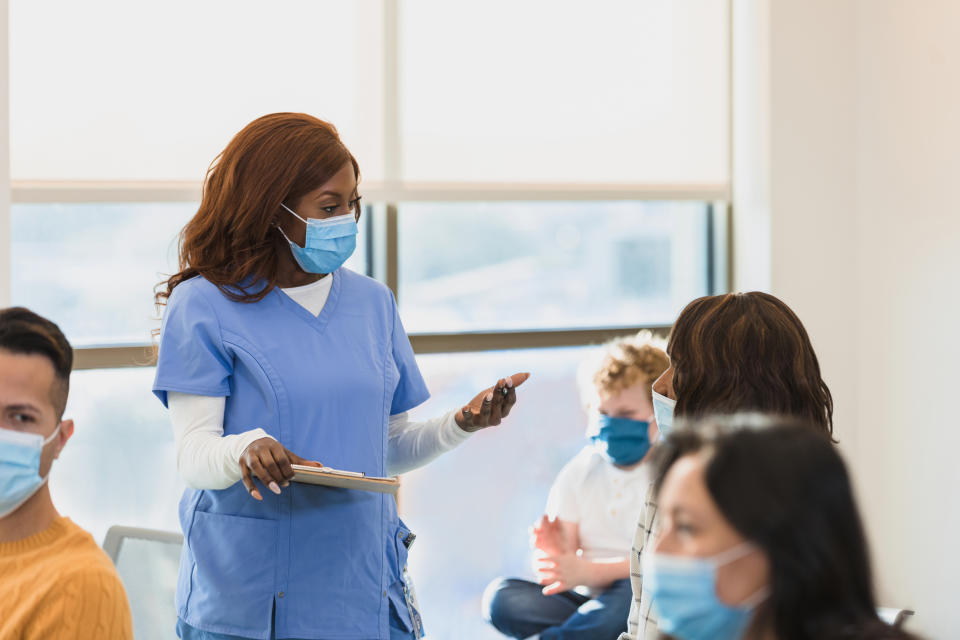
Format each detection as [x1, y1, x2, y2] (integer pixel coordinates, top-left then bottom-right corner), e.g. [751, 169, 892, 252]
[591, 414, 651, 466]
[652, 390, 676, 438]
[277, 205, 358, 274]
[642, 541, 769, 640]
[0, 424, 60, 518]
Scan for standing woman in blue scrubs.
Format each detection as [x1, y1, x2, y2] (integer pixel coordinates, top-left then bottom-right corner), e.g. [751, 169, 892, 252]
[153, 113, 528, 640]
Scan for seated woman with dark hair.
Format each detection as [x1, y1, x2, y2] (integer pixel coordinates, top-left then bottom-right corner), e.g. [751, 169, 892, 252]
[645, 415, 919, 640]
[624, 291, 835, 639]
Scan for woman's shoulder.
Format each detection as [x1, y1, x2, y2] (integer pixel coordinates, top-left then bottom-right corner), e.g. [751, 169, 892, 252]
[338, 268, 393, 297]
[169, 275, 267, 309]
[167, 274, 220, 303]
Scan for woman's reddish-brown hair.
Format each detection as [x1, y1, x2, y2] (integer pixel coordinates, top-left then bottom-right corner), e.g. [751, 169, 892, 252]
[156, 112, 359, 305]
[667, 292, 835, 440]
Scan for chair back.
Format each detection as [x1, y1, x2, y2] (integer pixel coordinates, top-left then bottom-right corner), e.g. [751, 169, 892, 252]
[877, 606, 915, 629]
[103, 525, 184, 640]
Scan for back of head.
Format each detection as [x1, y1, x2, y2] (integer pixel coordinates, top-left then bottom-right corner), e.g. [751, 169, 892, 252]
[667, 292, 834, 438]
[653, 416, 916, 640]
[0, 307, 72, 418]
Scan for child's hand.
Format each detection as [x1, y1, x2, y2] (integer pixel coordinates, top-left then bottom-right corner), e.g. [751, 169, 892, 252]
[533, 549, 589, 596]
[529, 515, 570, 555]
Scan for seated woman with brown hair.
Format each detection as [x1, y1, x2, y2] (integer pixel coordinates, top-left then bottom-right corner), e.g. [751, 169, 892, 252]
[645, 415, 919, 640]
[624, 291, 835, 639]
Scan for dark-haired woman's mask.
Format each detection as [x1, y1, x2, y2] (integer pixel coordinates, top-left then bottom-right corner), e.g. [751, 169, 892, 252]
[652, 390, 676, 438]
[591, 414, 651, 466]
[277, 205, 358, 274]
[642, 542, 768, 640]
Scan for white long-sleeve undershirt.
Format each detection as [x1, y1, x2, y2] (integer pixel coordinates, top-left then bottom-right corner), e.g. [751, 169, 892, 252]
[168, 393, 470, 489]
[167, 273, 472, 490]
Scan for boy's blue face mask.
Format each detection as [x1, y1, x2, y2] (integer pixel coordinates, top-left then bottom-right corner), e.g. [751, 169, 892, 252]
[642, 541, 769, 640]
[591, 414, 651, 466]
[277, 205, 358, 274]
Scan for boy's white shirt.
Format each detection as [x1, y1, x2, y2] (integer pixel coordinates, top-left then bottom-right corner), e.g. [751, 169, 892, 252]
[168, 273, 471, 489]
[545, 445, 651, 561]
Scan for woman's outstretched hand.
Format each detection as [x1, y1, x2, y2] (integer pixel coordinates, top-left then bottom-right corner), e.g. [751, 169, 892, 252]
[455, 372, 531, 433]
[239, 437, 322, 500]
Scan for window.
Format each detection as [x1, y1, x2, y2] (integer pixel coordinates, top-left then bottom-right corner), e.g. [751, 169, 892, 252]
[403, 347, 599, 640]
[398, 202, 711, 333]
[11, 203, 369, 346]
[49, 368, 181, 545]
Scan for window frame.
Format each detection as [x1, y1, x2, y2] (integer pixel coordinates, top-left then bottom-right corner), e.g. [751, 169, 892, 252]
[1, 0, 733, 368]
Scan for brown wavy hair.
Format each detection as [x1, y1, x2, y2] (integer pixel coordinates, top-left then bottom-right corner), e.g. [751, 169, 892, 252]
[667, 292, 834, 439]
[156, 112, 360, 306]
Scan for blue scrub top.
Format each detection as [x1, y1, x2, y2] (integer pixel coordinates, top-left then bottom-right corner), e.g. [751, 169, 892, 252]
[153, 269, 430, 640]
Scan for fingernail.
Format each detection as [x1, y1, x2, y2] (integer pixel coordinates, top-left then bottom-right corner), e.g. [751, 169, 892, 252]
[485, 393, 494, 402]
[252, 490, 263, 501]
[269, 482, 282, 494]
[281, 481, 290, 488]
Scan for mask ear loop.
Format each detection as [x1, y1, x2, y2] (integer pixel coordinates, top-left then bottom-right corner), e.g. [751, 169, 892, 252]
[42, 423, 61, 446]
[276, 203, 307, 248]
[280, 202, 308, 224]
[712, 541, 771, 608]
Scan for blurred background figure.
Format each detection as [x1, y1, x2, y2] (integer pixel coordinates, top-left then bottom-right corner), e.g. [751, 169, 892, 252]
[483, 333, 668, 639]
[646, 415, 921, 640]
[624, 292, 834, 640]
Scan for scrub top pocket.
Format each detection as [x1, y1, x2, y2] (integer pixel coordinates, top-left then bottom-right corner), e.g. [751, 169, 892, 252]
[185, 511, 277, 635]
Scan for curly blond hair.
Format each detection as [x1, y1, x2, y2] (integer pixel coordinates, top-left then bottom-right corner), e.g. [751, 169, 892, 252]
[589, 331, 669, 402]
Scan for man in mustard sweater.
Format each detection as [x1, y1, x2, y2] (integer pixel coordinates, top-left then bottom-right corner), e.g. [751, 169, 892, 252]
[0, 307, 133, 639]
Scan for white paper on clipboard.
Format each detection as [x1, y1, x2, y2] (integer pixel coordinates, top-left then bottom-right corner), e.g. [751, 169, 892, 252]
[290, 464, 400, 495]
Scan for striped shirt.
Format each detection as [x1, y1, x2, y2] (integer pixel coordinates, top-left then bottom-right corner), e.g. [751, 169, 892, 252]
[619, 483, 660, 640]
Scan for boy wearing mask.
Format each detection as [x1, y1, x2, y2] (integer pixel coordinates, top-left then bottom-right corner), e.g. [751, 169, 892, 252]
[483, 333, 669, 639]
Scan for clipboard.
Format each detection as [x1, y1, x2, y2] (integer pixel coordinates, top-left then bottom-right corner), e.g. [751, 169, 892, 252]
[290, 464, 400, 495]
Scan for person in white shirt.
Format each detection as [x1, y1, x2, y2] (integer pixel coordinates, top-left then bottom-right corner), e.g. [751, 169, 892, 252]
[482, 333, 668, 640]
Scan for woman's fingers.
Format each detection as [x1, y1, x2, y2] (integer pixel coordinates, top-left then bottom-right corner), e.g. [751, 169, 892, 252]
[259, 448, 289, 491]
[240, 463, 263, 501]
[262, 447, 294, 488]
[501, 384, 517, 418]
[239, 439, 322, 498]
[287, 450, 323, 468]
[488, 379, 506, 425]
[508, 372, 531, 388]
[248, 456, 282, 495]
[479, 392, 493, 423]
[456, 373, 529, 431]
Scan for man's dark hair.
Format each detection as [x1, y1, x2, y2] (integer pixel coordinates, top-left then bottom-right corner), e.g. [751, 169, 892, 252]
[0, 307, 73, 417]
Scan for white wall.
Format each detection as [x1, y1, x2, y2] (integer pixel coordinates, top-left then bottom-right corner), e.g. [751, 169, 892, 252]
[734, 1, 960, 636]
[0, 0, 10, 308]
[852, 2, 960, 634]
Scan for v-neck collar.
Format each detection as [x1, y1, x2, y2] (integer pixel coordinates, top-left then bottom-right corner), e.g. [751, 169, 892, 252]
[274, 269, 343, 336]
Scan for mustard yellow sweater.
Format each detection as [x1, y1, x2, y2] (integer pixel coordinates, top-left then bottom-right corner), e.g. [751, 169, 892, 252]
[0, 517, 133, 639]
